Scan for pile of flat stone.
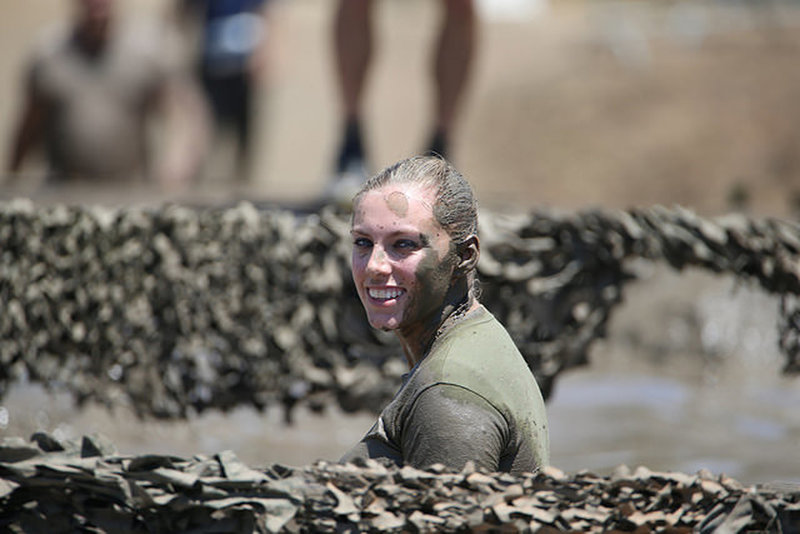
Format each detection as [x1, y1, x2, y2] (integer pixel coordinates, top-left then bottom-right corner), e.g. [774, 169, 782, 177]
[1, 200, 798, 419]
[0, 434, 797, 533]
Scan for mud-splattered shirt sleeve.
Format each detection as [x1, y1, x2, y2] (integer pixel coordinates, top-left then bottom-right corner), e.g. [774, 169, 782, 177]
[400, 383, 508, 472]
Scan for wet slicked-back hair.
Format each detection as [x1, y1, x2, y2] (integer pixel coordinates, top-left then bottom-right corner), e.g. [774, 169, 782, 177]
[353, 155, 479, 247]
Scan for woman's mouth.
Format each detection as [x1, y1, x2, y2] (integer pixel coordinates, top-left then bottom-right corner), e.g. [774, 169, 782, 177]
[368, 287, 405, 301]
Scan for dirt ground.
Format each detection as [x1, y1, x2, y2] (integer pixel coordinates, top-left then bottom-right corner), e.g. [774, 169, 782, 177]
[1, 1, 800, 484]
[2, 0, 800, 215]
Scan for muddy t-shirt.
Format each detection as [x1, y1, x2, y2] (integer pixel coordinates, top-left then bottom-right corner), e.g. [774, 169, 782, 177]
[341, 306, 549, 474]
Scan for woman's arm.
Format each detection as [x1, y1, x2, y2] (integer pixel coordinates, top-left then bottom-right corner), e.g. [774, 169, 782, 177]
[400, 384, 508, 472]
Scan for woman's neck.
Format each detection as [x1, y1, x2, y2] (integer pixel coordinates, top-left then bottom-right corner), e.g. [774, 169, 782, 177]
[397, 285, 479, 368]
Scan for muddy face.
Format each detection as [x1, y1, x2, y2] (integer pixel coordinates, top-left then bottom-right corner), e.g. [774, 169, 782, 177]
[350, 184, 457, 338]
[402, 236, 458, 337]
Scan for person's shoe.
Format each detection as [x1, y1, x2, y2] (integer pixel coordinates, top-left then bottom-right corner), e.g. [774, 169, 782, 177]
[336, 120, 366, 173]
[324, 158, 368, 210]
[325, 120, 369, 209]
[425, 129, 449, 159]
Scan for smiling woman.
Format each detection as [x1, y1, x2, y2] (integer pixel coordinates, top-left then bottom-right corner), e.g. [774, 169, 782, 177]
[342, 155, 550, 474]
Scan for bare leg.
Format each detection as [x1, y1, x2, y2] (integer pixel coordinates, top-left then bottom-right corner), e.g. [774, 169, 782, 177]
[429, 0, 476, 158]
[333, 0, 373, 173]
[335, 0, 373, 122]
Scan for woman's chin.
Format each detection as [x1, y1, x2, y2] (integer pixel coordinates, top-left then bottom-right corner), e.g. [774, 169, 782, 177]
[368, 316, 401, 332]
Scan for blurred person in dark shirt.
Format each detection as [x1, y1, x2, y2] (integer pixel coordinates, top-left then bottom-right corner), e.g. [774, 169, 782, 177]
[178, 0, 273, 183]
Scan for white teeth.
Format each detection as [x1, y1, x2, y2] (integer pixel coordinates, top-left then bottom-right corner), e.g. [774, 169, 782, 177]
[368, 288, 403, 300]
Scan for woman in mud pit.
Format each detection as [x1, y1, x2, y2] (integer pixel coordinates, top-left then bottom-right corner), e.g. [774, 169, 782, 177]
[341, 155, 550, 474]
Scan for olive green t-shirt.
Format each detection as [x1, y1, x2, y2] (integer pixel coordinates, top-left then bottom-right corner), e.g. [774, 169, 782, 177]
[341, 306, 549, 474]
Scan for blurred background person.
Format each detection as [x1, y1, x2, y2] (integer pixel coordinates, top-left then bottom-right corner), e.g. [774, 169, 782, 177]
[5, 0, 207, 193]
[178, 0, 273, 184]
[328, 0, 477, 199]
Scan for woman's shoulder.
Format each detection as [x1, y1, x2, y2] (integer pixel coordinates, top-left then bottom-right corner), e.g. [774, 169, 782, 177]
[411, 309, 529, 393]
[434, 307, 521, 364]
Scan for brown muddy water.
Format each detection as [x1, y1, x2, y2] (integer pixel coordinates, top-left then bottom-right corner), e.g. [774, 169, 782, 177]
[2, 265, 799, 485]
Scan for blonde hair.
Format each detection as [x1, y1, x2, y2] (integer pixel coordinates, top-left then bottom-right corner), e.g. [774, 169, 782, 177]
[354, 155, 478, 247]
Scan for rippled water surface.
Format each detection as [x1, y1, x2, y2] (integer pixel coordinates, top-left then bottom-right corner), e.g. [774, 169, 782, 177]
[547, 266, 800, 484]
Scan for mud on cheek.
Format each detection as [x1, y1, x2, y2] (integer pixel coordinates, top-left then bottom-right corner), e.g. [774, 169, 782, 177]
[409, 245, 457, 323]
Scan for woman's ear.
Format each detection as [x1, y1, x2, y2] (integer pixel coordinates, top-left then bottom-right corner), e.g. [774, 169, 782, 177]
[456, 234, 480, 274]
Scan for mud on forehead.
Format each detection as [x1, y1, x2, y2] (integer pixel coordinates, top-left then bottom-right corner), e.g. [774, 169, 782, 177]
[351, 185, 437, 224]
[385, 191, 409, 217]
[384, 185, 437, 216]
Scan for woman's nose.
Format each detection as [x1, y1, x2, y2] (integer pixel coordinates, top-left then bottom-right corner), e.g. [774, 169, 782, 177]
[366, 247, 391, 275]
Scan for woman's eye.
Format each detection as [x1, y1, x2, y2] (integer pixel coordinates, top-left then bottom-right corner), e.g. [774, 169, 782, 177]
[353, 237, 372, 248]
[394, 239, 418, 250]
